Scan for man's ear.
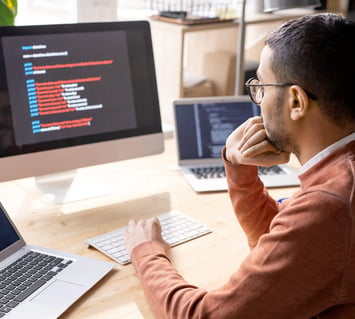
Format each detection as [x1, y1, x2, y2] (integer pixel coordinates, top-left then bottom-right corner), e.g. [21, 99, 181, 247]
[288, 85, 309, 121]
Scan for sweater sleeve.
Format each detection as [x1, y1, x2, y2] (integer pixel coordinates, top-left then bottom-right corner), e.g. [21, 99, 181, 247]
[222, 147, 279, 248]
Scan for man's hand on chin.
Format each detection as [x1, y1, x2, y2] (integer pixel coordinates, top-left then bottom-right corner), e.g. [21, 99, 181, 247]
[225, 116, 290, 167]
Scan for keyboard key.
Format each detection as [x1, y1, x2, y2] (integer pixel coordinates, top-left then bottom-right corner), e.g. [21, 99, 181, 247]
[0, 306, 11, 313]
[0, 299, 8, 305]
[6, 301, 19, 308]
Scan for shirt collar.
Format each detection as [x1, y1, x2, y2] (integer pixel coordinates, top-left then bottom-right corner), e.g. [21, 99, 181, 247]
[300, 132, 355, 174]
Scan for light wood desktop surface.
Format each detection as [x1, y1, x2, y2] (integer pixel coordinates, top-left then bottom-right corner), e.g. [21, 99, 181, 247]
[0, 136, 299, 318]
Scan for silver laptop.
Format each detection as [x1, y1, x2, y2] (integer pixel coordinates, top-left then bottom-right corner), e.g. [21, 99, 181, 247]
[173, 96, 300, 192]
[0, 202, 114, 319]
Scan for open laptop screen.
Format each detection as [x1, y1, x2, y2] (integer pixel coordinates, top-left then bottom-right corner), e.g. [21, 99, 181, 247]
[0, 205, 20, 251]
[175, 100, 259, 160]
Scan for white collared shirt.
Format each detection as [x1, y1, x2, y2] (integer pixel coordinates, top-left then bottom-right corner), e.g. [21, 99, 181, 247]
[300, 132, 355, 174]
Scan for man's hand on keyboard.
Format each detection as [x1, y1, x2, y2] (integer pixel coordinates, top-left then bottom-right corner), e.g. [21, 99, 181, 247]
[225, 116, 290, 167]
[122, 218, 170, 256]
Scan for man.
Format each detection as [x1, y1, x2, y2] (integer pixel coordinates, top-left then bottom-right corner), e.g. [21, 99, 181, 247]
[123, 13, 355, 318]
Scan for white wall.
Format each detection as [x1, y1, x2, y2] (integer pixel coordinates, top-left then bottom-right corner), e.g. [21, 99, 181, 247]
[15, 0, 152, 25]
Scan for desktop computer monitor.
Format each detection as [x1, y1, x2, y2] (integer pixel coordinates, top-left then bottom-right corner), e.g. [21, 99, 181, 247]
[0, 20, 164, 203]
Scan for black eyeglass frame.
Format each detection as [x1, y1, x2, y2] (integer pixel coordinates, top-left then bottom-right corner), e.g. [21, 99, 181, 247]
[245, 77, 318, 105]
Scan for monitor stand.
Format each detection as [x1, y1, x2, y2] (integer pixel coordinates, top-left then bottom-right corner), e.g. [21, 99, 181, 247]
[35, 170, 110, 204]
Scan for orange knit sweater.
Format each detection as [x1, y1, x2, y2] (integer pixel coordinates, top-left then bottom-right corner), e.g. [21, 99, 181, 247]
[131, 141, 355, 319]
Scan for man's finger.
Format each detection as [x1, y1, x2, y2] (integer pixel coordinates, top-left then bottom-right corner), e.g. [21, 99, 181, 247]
[242, 139, 280, 158]
[239, 128, 267, 153]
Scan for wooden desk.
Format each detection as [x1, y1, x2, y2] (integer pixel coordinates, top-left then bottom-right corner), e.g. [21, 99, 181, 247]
[0, 136, 299, 318]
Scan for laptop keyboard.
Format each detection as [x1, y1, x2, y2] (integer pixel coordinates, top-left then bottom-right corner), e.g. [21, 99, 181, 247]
[0, 251, 73, 317]
[190, 165, 285, 179]
[86, 210, 212, 265]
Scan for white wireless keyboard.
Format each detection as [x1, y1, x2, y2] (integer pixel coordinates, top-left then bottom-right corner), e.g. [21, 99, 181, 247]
[85, 210, 212, 265]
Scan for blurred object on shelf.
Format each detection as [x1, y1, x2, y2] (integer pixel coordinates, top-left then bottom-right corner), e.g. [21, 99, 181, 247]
[147, 0, 240, 22]
[153, 10, 224, 24]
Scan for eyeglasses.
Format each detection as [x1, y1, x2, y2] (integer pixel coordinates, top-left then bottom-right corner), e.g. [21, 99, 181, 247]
[245, 77, 318, 105]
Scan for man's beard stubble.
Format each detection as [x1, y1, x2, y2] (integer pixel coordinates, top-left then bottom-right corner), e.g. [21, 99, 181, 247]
[263, 93, 300, 157]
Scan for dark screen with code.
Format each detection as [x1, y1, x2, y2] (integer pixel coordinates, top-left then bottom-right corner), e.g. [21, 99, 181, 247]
[3, 30, 136, 145]
[175, 101, 260, 160]
[0, 21, 161, 156]
[0, 205, 20, 251]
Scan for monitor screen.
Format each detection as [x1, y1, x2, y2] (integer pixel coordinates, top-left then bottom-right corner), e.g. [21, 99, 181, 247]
[0, 203, 20, 252]
[175, 100, 260, 160]
[0, 21, 164, 202]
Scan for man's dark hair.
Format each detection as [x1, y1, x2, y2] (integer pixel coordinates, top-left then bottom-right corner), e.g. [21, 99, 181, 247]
[265, 13, 355, 125]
